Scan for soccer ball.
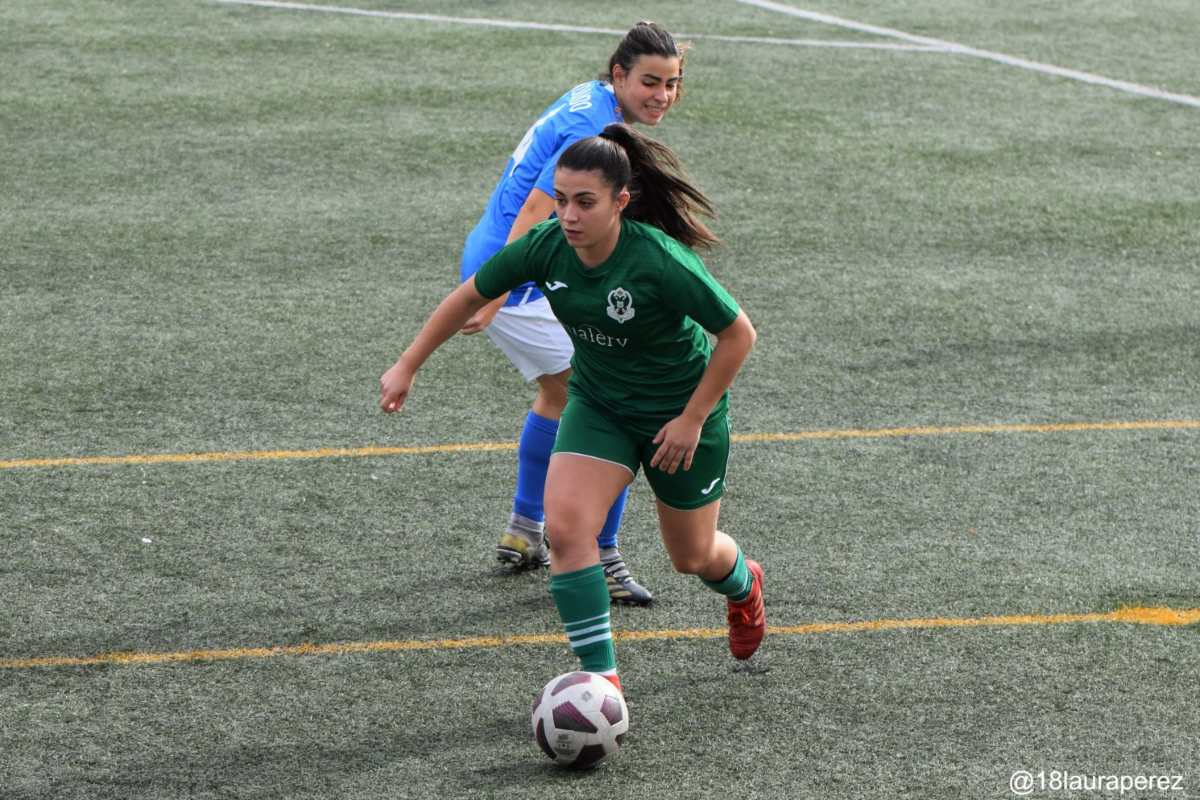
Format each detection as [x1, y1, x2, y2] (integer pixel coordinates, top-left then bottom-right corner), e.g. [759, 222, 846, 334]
[531, 671, 628, 768]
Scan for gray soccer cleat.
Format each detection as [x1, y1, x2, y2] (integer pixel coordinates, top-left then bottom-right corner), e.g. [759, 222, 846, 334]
[496, 517, 550, 570]
[601, 549, 653, 606]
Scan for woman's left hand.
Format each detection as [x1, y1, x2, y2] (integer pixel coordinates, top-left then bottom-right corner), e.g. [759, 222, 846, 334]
[650, 415, 703, 474]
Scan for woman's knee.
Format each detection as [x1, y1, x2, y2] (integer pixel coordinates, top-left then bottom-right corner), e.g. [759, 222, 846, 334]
[544, 504, 598, 552]
[545, 517, 601, 569]
[667, 550, 712, 576]
[545, 516, 588, 545]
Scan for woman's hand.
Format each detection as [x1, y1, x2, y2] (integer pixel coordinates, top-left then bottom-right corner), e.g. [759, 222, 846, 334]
[378, 277, 495, 414]
[379, 359, 415, 413]
[649, 414, 704, 474]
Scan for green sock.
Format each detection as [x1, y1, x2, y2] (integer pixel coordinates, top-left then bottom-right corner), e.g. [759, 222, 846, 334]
[549, 564, 617, 674]
[701, 548, 754, 602]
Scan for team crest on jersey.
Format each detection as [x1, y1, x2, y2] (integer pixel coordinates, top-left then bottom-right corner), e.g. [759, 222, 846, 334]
[606, 287, 635, 324]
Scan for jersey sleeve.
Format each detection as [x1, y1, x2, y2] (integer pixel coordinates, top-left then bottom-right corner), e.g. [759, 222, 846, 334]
[659, 244, 742, 334]
[472, 221, 555, 299]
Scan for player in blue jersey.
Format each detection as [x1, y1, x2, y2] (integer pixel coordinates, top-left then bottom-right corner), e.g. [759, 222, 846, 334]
[458, 22, 686, 605]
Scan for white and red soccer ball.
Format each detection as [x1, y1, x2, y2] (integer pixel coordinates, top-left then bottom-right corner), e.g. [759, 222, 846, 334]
[531, 671, 628, 768]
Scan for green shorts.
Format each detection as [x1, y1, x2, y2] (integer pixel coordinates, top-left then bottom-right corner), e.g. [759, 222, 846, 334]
[552, 394, 731, 510]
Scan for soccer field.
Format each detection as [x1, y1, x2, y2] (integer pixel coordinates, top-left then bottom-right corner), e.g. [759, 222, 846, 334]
[2, 1, 1198, 798]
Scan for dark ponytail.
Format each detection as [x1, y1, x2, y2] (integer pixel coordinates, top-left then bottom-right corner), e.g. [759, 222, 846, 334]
[602, 21, 688, 100]
[557, 124, 718, 250]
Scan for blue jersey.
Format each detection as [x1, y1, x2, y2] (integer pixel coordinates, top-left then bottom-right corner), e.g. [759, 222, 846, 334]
[460, 80, 621, 305]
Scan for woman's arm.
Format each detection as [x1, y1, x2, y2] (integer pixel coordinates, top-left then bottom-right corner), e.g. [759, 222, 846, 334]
[649, 311, 757, 473]
[381, 277, 492, 412]
[460, 188, 557, 334]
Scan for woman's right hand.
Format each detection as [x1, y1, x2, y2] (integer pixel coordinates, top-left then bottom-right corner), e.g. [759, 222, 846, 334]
[379, 358, 415, 413]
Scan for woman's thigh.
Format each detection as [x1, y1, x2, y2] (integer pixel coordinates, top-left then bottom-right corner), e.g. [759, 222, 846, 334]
[545, 453, 633, 572]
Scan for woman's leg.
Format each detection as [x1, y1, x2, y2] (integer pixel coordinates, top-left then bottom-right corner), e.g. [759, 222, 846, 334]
[496, 370, 570, 568]
[487, 302, 572, 569]
[545, 453, 631, 572]
[656, 499, 733, 579]
[530, 369, 569, 419]
[514, 371, 649, 603]
[543, 453, 632, 685]
[656, 499, 766, 660]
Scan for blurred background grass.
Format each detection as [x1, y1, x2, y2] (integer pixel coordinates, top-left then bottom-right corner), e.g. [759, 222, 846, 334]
[1, 1, 1198, 798]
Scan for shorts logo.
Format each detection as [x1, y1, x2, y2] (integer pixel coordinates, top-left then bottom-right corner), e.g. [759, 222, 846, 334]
[606, 287, 635, 324]
[700, 477, 722, 495]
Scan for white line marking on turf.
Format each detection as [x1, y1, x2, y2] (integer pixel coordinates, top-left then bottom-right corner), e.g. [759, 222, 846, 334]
[737, 0, 1200, 109]
[210, 0, 944, 52]
[212, 0, 626, 35]
[689, 33, 944, 52]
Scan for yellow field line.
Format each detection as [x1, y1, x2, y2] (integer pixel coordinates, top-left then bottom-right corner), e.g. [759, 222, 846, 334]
[3, 606, 1196, 671]
[0, 441, 519, 470]
[2, 419, 1198, 471]
[735, 418, 1200, 443]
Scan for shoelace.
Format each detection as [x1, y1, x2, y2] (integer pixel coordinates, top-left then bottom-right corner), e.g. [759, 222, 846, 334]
[728, 591, 763, 626]
[602, 557, 632, 583]
[728, 603, 755, 626]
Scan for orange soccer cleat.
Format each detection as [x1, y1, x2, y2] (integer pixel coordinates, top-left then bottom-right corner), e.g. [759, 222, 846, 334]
[726, 559, 766, 660]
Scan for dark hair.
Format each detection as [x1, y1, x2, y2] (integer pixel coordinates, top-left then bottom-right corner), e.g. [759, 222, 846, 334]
[602, 21, 688, 100]
[557, 124, 718, 250]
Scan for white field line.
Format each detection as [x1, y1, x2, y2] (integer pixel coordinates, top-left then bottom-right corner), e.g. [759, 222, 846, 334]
[737, 0, 1200, 109]
[210, 0, 945, 52]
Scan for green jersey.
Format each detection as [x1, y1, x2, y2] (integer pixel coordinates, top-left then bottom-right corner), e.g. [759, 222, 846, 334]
[474, 218, 740, 423]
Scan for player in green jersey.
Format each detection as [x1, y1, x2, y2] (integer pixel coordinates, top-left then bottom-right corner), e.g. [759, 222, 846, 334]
[380, 124, 766, 690]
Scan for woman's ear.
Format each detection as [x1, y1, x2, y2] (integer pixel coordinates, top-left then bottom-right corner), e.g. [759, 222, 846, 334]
[616, 188, 631, 212]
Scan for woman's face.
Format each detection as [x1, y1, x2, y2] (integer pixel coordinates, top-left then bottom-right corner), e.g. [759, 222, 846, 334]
[612, 54, 682, 126]
[553, 168, 629, 255]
